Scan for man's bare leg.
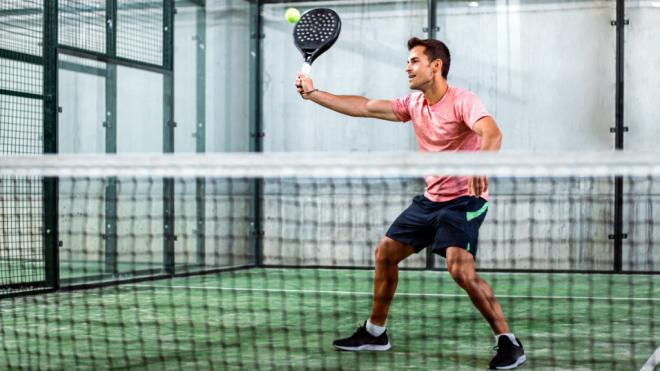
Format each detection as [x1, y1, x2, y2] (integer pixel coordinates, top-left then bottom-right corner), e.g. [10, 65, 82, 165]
[368, 237, 416, 326]
[445, 246, 509, 334]
[332, 237, 414, 351]
[445, 247, 525, 369]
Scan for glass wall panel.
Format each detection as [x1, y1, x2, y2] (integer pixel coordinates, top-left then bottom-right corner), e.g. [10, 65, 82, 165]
[433, 0, 616, 270]
[173, 1, 252, 272]
[263, 0, 426, 152]
[58, 55, 106, 154]
[436, 0, 615, 150]
[205, 0, 251, 152]
[262, 0, 428, 270]
[623, 1, 660, 271]
[117, 67, 163, 152]
[624, 1, 660, 150]
[173, 3, 201, 271]
[116, 67, 164, 274]
[58, 55, 106, 279]
[174, 3, 200, 154]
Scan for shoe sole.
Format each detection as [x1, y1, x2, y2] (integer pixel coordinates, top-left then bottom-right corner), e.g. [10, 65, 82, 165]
[494, 355, 526, 369]
[333, 343, 392, 352]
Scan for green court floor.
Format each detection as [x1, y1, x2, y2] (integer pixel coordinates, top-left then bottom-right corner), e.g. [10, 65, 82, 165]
[1, 268, 657, 370]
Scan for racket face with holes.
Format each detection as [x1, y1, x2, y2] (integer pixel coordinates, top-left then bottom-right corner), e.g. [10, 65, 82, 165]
[293, 8, 341, 66]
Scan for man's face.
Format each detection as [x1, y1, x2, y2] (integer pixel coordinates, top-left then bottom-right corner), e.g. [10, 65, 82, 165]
[406, 46, 440, 90]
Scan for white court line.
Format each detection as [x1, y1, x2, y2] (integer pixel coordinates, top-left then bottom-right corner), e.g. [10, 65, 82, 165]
[640, 347, 660, 371]
[132, 285, 660, 302]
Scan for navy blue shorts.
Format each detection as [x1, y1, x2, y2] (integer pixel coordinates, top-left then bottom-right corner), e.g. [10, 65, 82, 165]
[385, 195, 488, 259]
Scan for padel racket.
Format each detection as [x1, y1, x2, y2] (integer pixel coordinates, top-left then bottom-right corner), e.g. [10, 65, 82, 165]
[293, 8, 341, 75]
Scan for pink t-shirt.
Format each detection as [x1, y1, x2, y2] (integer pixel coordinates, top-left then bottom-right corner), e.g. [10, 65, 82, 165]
[391, 86, 490, 202]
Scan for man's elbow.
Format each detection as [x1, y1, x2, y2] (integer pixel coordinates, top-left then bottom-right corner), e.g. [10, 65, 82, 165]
[357, 103, 375, 118]
[487, 128, 502, 149]
[479, 123, 502, 150]
[491, 127, 502, 143]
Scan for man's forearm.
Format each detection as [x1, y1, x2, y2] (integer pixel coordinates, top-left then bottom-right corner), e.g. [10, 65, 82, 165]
[306, 90, 369, 117]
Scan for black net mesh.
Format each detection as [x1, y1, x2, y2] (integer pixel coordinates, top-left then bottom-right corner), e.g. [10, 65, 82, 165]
[0, 154, 657, 369]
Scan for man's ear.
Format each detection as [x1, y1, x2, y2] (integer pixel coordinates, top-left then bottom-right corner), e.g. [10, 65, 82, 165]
[433, 59, 443, 73]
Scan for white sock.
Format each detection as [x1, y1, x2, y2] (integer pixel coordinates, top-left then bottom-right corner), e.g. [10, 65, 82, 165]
[495, 333, 519, 347]
[366, 320, 386, 337]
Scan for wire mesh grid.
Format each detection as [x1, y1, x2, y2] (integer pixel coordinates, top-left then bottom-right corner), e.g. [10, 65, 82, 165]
[0, 95, 43, 154]
[58, 0, 107, 54]
[0, 0, 43, 56]
[0, 94, 44, 296]
[0, 1, 46, 295]
[0, 58, 42, 95]
[0, 177, 45, 293]
[116, 1, 163, 66]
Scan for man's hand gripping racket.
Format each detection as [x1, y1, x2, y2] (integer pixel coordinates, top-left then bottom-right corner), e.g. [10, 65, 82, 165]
[293, 8, 341, 98]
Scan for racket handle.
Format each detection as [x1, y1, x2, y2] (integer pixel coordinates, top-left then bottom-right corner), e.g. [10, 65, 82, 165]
[301, 63, 311, 75]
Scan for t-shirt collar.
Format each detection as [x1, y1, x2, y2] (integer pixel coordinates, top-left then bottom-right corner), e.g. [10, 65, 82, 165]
[423, 85, 452, 107]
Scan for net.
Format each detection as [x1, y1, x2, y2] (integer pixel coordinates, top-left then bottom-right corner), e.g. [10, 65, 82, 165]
[0, 152, 658, 370]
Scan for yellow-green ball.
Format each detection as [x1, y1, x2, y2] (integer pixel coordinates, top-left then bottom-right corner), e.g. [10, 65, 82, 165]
[285, 8, 300, 24]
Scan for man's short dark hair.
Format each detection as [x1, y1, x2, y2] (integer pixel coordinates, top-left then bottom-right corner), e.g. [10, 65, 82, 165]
[407, 37, 451, 78]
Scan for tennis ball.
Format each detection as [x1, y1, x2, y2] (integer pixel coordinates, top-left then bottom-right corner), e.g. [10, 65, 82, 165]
[285, 8, 300, 24]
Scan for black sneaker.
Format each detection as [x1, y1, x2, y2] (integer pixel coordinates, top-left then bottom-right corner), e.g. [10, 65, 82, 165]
[489, 336, 526, 369]
[332, 323, 392, 351]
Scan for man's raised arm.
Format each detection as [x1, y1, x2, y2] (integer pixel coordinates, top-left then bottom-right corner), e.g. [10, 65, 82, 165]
[295, 73, 400, 122]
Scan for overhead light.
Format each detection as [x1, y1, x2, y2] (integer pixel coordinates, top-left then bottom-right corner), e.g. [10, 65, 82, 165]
[468, 1, 479, 7]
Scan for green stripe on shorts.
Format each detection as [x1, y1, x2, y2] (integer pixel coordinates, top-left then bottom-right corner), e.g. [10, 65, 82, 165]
[466, 202, 488, 222]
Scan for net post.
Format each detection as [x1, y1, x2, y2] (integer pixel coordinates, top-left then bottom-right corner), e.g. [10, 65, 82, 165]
[43, 0, 60, 289]
[104, 0, 118, 275]
[249, 0, 264, 266]
[162, 0, 176, 275]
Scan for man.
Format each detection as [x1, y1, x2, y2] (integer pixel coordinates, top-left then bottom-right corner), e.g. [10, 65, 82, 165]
[294, 37, 526, 370]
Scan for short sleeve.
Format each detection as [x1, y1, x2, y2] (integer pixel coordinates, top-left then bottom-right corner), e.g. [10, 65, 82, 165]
[458, 92, 490, 129]
[391, 94, 413, 122]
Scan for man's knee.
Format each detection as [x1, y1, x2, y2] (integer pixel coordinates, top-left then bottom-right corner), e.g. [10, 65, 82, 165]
[447, 255, 478, 289]
[375, 238, 410, 266]
[448, 265, 475, 288]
